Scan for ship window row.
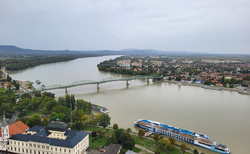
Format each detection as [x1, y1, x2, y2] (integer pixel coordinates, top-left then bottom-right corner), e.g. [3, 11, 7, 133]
[157, 130, 194, 143]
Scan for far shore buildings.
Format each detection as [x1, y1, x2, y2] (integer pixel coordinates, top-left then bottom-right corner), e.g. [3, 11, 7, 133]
[0, 113, 89, 154]
[117, 60, 131, 67]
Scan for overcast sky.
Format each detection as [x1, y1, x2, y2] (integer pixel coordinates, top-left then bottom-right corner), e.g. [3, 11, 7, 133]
[0, 0, 249, 54]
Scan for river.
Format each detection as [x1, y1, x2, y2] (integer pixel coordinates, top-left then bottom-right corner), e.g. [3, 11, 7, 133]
[9, 56, 250, 154]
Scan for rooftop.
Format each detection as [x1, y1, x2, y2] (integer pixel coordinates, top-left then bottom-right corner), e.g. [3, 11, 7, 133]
[10, 126, 88, 148]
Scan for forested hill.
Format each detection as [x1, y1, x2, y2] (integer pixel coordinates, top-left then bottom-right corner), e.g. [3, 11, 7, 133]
[0, 45, 205, 57]
[0, 45, 88, 56]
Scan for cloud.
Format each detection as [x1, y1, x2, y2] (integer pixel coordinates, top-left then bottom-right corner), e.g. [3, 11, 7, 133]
[0, 0, 249, 53]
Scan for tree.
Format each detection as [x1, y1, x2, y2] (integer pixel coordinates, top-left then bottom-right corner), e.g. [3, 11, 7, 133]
[243, 75, 250, 81]
[7, 75, 12, 82]
[193, 149, 199, 154]
[120, 132, 135, 150]
[76, 99, 92, 115]
[138, 129, 145, 137]
[91, 131, 97, 137]
[42, 92, 55, 99]
[153, 134, 160, 142]
[70, 94, 75, 110]
[51, 105, 71, 122]
[58, 97, 66, 106]
[41, 116, 49, 126]
[180, 143, 187, 153]
[114, 129, 124, 143]
[158, 138, 172, 151]
[110, 133, 118, 144]
[169, 137, 175, 145]
[113, 124, 119, 130]
[34, 91, 42, 97]
[99, 113, 111, 128]
[126, 128, 132, 133]
[26, 114, 41, 128]
[97, 128, 107, 138]
[176, 75, 181, 81]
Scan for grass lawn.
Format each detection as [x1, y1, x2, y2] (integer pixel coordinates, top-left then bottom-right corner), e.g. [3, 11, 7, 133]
[0, 88, 5, 92]
[89, 135, 108, 149]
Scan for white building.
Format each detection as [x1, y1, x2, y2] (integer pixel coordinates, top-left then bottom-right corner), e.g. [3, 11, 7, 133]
[7, 119, 89, 154]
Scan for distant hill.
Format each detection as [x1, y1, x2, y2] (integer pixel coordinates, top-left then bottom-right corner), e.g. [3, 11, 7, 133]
[0, 45, 235, 57]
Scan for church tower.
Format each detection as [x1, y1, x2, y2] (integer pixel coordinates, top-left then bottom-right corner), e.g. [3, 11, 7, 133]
[1, 112, 9, 142]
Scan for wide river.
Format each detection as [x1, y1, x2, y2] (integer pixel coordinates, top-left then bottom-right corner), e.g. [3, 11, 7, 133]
[9, 56, 250, 154]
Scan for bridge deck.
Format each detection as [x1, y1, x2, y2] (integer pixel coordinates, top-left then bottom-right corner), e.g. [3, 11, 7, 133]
[36, 75, 163, 91]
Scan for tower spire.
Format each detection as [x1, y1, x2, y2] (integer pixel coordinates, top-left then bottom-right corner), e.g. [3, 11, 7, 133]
[2, 112, 8, 127]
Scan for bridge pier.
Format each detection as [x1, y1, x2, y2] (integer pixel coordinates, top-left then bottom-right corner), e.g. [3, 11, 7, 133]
[147, 79, 150, 85]
[97, 83, 100, 89]
[126, 80, 129, 87]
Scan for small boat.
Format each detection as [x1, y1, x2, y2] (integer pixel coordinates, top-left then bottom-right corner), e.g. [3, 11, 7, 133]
[36, 80, 41, 84]
[92, 104, 109, 113]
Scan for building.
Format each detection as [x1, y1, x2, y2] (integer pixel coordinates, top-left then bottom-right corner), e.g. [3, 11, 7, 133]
[7, 119, 89, 154]
[117, 60, 131, 67]
[0, 113, 29, 151]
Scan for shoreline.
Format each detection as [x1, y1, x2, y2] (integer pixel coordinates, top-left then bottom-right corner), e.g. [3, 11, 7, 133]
[164, 80, 250, 94]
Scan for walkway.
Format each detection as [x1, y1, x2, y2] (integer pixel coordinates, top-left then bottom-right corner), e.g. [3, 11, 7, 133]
[135, 144, 154, 154]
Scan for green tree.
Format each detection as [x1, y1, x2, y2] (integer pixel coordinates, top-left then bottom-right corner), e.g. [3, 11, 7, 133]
[50, 112, 66, 121]
[76, 99, 92, 115]
[114, 129, 124, 143]
[158, 138, 172, 151]
[7, 75, 12, 82]
[51, 105, 71, 122]
[193, 149, 199, 154]
[169, 137, 175, 145]
[176, 75, 182, 81]
[153, 134, 160, 142]
[110, 133, 118, 144]
[126, 128, 132, 133]
[113, 124, 119, 130]
[97, 128, 107, 138]
[34, 91, 42, 97]
[41, 116, 49, 126]
[138, 129, 145, 137]
[180, 143, 187, 153]
[26, 114, 41, 128]
[30, 97, 42, 110]
[70, 94, 75, 110]
[99, 113, 111, 128]
[243, 75, 250, 81]
[65, 94, 71, 109]
[120, 132, 135, 150]
[42, 92, 55, 99]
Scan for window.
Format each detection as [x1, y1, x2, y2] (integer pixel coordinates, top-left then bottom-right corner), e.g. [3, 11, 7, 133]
[38, 145, 40, 148]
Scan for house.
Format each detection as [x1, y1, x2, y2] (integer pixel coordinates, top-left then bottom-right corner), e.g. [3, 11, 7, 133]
[216, 83, 223, 87]
[101, 144, 122, 154]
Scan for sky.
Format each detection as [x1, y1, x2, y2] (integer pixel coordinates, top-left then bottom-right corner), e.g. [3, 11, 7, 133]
[0, 0, 250, 54]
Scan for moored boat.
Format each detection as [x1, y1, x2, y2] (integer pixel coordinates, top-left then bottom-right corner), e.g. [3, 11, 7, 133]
[92, 104, 109, 113]
[134, 119, 230, 154]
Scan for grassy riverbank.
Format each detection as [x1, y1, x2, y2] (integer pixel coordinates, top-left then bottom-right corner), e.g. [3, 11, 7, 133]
[82, 126, 192, 154]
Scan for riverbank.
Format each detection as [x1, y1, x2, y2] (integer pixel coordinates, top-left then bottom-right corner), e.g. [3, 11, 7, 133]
[164, 80, 250, 94]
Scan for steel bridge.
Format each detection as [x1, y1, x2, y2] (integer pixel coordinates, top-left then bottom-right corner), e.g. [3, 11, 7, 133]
[36, 75, 163, 91]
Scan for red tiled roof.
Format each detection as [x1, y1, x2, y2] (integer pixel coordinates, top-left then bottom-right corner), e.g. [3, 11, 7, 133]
[0, 121, 29, 137]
